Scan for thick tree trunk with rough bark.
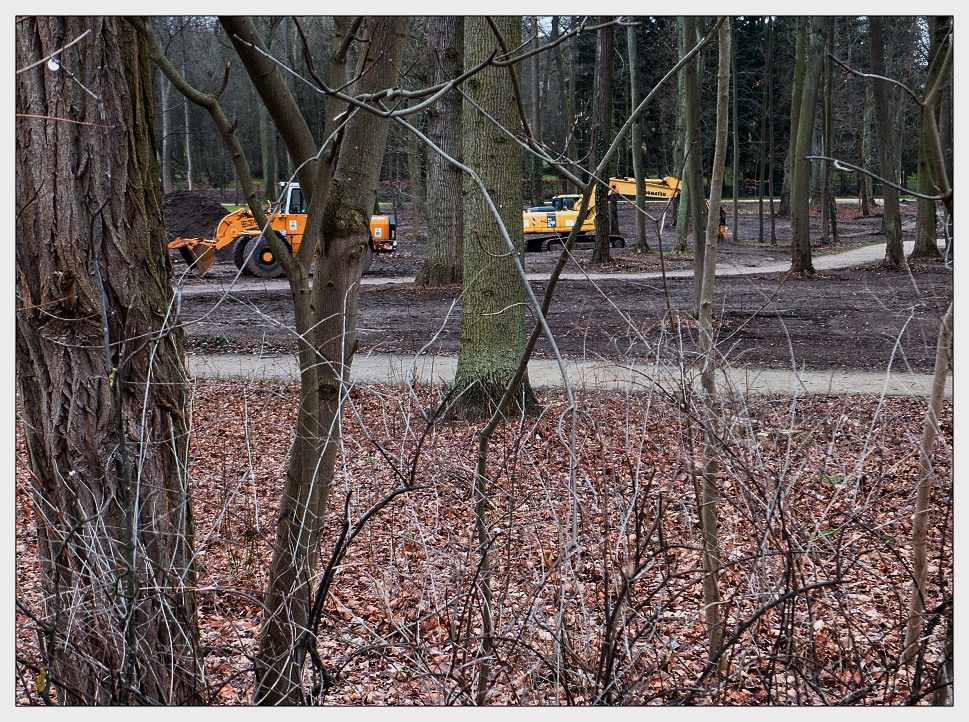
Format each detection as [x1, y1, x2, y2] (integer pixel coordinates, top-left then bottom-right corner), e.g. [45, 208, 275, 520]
[417, 16, 464, 286]
[452, 16, 536, 419]
[16, 16, 202, 705]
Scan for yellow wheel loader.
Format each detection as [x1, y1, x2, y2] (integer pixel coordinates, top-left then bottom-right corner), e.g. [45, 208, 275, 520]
[169, 183, 396, 278]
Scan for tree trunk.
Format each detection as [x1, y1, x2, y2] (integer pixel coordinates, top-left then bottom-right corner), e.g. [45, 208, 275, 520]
[551, 17, 578, 194]
[180, 45, 193, 191]
[779, 19, 807, 218]
[756, 17, 770, 245]
[766, 16, 777, 245]
[730, 30, 739, 242]
[902, 301, 952, 663]
[452, 16, 536, 421]
[684, 17, 708, 315]
[259, 102, 278, 201]
[627, 22, 650, 253]
[819, 18, 838, 246]
[529, 16, 543, 206]
[695, 17, 732, 666]
[592, 18, 614, 264]
[416, 16, 464, 286]
[674, 17, 690, 254]
[408, 130, 427, 239]
[859, 85, 875, 215]
[161, 74, 175, 192]
[911, 16, 950, 262]
[16, 16, 202, 704]
[220, 17, 409, 705]
[869, 16, 903, 266]
[790, 19, 825, 274]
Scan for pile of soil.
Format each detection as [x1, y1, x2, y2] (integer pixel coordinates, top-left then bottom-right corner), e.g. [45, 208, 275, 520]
[163, 190, 231, 242]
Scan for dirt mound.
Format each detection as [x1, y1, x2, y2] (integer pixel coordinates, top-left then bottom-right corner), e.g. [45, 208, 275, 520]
[163, 190, 230, 241]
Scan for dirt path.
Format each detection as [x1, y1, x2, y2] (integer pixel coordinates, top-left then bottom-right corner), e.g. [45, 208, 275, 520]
[186, 350, 952, 398]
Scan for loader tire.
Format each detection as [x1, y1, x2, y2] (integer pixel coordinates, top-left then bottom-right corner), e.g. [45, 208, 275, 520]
[232, 235, 251, 272]
[244, 236, 286, 278]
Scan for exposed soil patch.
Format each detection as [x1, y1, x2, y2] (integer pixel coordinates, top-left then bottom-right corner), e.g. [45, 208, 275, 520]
[167, 192, 952, 373]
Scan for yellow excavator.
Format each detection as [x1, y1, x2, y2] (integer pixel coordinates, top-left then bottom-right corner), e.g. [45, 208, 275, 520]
[522, 176, 680, 251]
[169, 182, 396, 278]
[522, 176, 730, 251]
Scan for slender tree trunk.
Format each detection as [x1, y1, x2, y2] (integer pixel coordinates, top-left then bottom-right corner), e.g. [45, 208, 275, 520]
[16, 16, 202, 704]
[627, 22, 650, 253]
[860, 85, 875, 215]
[675, 16, 691, 253]
[791, 19, 825, 274]
[820, 18, 837, 245]
[767, 17, 777, 245]
[161, 74, 175, 192]
[180, 46, 193, 191]
[902, 301, 952, 663]
[592, 18, 614, 264]
[551, 16, 577, 193]
[869, 16, 903, 266]
[730, 30, 739, 241]
[417, 16, 464, 286]
[695, 17, 731, 666]
[684, 17, 708, 314]
[756, 17, 770, 245]
[529, 16, 543, 206]
[408, 129, 427, 239]
[452, 16, 536, 421]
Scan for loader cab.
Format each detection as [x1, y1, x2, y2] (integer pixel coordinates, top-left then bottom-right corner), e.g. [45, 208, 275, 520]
[284, 184, 307, 214]
[375, 201, 397, 239]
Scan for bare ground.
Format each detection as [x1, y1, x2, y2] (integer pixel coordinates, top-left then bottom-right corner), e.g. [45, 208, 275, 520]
[168, 193, 952, 374]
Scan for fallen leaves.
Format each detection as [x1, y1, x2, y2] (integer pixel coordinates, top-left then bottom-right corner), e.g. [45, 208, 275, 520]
[15, 381, 952, 705]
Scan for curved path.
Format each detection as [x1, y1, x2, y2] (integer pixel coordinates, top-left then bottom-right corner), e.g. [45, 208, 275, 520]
[178, 238, 938, 297]
[184, 240, 951, 398]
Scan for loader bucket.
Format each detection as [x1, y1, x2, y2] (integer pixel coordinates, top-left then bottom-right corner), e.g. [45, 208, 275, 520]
[170, 238, 216, 277]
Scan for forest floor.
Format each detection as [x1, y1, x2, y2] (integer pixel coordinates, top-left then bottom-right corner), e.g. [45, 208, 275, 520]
[168, 192, 952, 375]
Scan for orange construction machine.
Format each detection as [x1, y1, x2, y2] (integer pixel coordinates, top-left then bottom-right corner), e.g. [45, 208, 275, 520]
[170, 182, 396, 278]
